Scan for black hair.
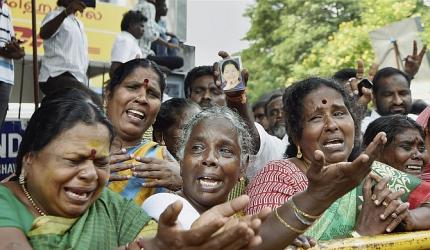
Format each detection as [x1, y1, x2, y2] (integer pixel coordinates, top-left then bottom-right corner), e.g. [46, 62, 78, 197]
[362, 115, 424, 149]
[333, 68, 357, 84]
[15, 88, 115, 177]
[120, 10, 147, 31]
[183, 66, 213, 98]
[252, 100, 267, 113]
[107, 58, 165, 100]
[283, 77, 359, 158]
[221, 59, 239, 73]
[411, 99, 428, 115]
[153, 98, 200, 134]
[373, 67, 411, 94]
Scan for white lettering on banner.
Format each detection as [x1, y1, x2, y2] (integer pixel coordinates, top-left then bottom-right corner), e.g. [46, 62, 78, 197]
[0, 163, 15, 174]
[0, 133, 22, 158]
[8, 133, 21, 158]
[0, 134, 5, 158]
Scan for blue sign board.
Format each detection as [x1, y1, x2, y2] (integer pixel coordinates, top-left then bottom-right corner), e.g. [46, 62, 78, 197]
[0, 120, 26, 182]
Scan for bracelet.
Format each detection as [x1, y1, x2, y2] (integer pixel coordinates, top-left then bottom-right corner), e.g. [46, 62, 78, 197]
[291, 204, 314, 226]
[226, 90, 247, 104]
[291, 197, 321, 220]
[274, 207, 306, 234]
[350, 230, 362, 238]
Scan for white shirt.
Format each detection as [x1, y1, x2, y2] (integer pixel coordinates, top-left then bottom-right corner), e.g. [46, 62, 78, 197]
[142, 193, 200, 230]
[39, 7, 88, 84]
[111, 31, 142, 63]
[246, 122, 288, 180]
[133, 0, 159, 57]
[361, 109, 418, 134]
[0, 3, 15, 85]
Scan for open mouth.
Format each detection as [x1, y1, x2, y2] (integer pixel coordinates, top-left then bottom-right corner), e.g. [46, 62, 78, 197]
[64, 187, 93, 203]
[126, 109, 145, 121]
[197, 176, 223, 191]
[405, 165, 422, 173]
[322, 138, 344, 150]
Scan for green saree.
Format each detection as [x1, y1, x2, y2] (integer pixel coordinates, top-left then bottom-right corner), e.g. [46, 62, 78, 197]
[305, 161, 430, 241]
[27, 189, 152, 249]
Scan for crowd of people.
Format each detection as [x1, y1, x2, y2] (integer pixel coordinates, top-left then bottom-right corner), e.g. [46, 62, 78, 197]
[1, 0, 430, 249]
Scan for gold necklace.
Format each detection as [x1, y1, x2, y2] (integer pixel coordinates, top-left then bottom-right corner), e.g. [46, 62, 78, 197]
[21, 184, 46, 216]
[300, 157, 311, 172]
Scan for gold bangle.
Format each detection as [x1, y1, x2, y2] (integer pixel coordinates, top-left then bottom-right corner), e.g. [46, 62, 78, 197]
[274, 207, 306, 234]
[291, 197, 320, 220]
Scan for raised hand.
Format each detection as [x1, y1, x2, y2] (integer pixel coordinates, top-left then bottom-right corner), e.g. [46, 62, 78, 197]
[132, 148, 182, 191]
[404, 40, 427, 78]
[213, 51, 249, 98]
[109, 148, 133, 182]
[345, 59, 379, 107]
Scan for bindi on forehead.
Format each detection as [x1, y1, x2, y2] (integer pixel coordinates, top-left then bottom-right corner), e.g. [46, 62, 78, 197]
[322, 99, 327, 104]
[89, 149, 97, 160]
[143, 78, 149, 88]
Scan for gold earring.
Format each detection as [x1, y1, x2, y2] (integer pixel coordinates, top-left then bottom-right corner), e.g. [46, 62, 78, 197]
[297, 146, 302, 159]
[19, 172, 25, 185]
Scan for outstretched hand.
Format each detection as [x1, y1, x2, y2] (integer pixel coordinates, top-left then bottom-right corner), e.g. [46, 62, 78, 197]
[305, 132, 387, 205]
[139, 199, 260, 250]
[404, 40, 427, 78]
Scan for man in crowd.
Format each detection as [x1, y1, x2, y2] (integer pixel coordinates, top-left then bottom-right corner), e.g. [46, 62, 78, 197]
[133, 0, 183, 70]
[38, 0, 89, 96]
[266, 92, 287, 139]
[110, 10, 146, 77]
[252, 100, 269, 132]
[0, 0, 25, 129]
[361, 67, 415, 133]
[183, 65, 226, 109]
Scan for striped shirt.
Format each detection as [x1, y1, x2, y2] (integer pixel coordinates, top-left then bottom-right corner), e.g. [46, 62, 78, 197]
[0, 3, 14, 85]
[39, 7, 88, 84]
[245, 159, 308, 215]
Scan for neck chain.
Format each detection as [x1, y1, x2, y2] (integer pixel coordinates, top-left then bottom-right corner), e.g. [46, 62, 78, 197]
[21, 183, 46, 216]
[300, 157, 311, 172]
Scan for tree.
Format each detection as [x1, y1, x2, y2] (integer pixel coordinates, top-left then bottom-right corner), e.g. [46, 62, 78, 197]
[242, 0, 430, 103]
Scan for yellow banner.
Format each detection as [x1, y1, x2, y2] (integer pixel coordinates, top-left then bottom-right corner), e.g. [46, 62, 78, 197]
[5, 0, 129, 62]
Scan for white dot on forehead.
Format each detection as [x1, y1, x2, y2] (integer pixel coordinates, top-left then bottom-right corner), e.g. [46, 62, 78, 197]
[322, 99, 327, 104]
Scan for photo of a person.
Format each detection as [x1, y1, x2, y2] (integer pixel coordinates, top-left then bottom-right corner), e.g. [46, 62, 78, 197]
[220, 58, 245, 91]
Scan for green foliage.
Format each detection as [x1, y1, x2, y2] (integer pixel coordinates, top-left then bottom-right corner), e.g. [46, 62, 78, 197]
[242, 0, 430, 103]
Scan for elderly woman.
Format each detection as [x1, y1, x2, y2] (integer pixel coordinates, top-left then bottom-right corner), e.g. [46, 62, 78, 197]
[362, 115, 430, 231]
[106, 58, 182, 204]
[0, 89, 265, 249]
[142, 105, 392, 249]
[246, 77, 415, 240]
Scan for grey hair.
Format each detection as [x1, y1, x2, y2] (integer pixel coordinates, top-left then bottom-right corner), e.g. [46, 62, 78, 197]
[177, 106, 252, 166]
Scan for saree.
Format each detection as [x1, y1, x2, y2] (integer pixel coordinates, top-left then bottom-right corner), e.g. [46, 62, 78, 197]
[305, 161, 430, 241]
[28, 189, 153, 249]
[108, 139, 168, 205]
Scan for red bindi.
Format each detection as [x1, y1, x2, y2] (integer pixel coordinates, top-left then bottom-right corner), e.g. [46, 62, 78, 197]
[143, 78, 149, 88]
[322, 99, 327, 104]
[90, 149, 97, 160]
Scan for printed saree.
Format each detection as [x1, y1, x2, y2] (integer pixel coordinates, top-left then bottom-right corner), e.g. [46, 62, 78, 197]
[27, 189, 154, 249]
[305, 161, 430, 241]
[108, 139, 168, 205]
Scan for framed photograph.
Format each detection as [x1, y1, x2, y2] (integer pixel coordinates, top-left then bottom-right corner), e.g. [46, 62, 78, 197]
[218, 56, 245, 92]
